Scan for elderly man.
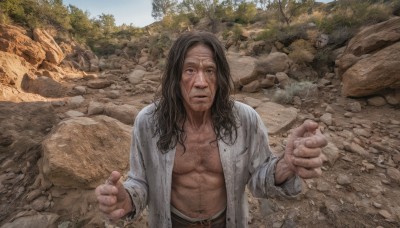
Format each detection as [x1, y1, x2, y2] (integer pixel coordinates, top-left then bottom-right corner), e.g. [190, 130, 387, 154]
[95, 31, 327, 227]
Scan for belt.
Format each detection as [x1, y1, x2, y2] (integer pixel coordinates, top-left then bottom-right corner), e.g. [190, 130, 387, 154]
[171, 206, 226, 225]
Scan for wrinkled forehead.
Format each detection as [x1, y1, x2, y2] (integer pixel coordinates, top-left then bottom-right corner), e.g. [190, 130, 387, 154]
[184, 44, 216, 66]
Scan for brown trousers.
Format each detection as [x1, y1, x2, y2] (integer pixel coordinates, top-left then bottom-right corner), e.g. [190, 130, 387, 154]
[171, 210, 226, 228]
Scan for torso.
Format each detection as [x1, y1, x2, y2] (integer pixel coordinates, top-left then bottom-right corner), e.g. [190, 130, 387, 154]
[171, 123, 227, 219]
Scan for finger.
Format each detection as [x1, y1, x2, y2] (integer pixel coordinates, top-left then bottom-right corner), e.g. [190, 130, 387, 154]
[96, 184, 118, 196]
[296, 167, 322, 179]
[293, 146, 321, 158]
[303, 130, 328, 148]
[99, 203, 117, 214]
[97, 195, 118, 207]
[104, 209, 125, 221]
[106, 171, 122, 185]
[293, 156, 323, 169]
[291, 120, 319, 138]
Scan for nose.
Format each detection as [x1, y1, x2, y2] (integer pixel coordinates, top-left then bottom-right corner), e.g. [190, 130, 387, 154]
[194, 70, 208, 89]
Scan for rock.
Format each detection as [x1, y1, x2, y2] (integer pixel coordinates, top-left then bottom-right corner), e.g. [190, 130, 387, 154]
[260, 75, 275, 88]
[31, 196, 49, 211]
[378, 209, 394, 221]
[336, 54, 361, 75]
[276, 72, 290, 88]
[325, 105, 334, 113]
[255, 102, 298, 135]
[320, 113, 333, 126]
[0, 24, 46, 66]
[340, 17, 400, 57]
[42, 116, 131, 188]
[337, 174, 352, 186]
[127, 69, 146, 84]
[347, 101, 362, 113]
[322, 142, 340, 166]
[87, 79, 112, 89]
[25, 189, 42, 203]
[344, 142, 369, 157]
[33, 28, 65, 64]
[316, 180, 330, 192]
[21, 74, 68, 98]
[227, 53, 257, 88]
[367, 96, 386, 106]
[384, 90, 400, 105]
[387, 167, 400, 184]
[344, 112, 353, 118]
[0, 52, 32, 91]
[65, 110, 85, 118]
[103, 103, 138, 125]
[362, 160, 376, 171]
[242, 97, 263, 108]
[242, 80, 260, 93]
[106, 90, 120, 99]
[255, 52, 293, 75]
[341, 42, 400, 97]
[68, 96, 85, 109]
[353, 128, 371, 138]
[87, 101, 105, 115]
[73, 86, 86, 95]
[1, 213, 59, 228]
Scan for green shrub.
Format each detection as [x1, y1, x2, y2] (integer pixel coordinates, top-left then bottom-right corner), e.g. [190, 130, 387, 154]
[313, 2, 391, 33]
[234, 2, 257, 24]
[255, 25, 279, 41]
[329, 26, 355, 47]
[276, 25, 308, 46]
[256, 23, 308, 46]
[149, 33, 172, 60]
[272, 81, 316, 104]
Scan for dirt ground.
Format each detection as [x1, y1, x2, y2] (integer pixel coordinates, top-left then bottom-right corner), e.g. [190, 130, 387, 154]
[0, 71, 399, 227]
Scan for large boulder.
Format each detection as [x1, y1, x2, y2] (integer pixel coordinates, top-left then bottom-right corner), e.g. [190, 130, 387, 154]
[227, 53, 257, 88]
[341, 42, 400, 97]
[0, 24, 45, 67]
[337, 17, 400, 97]
[20, 74, 68, 98]
[255, 52, 293, 76]
[33, 29, 65, 65]
[104, 103, 138, 125]
[41, 115, 131, 189]
[340, 17, 400, 58]
[255, 102, 298, 135]
[0, 51, 32, 90]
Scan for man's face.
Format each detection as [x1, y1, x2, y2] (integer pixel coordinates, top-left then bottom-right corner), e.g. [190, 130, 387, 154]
[180, 44, 217, 114]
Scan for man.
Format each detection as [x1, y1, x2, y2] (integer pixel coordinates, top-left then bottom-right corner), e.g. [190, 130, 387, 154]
[95, 31, 327, 227]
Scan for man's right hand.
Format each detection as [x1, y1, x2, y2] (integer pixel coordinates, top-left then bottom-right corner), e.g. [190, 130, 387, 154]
[95, 171, 133, 221]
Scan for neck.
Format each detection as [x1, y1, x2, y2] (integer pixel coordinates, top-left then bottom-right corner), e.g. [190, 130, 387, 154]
[185, 110, 212, 130]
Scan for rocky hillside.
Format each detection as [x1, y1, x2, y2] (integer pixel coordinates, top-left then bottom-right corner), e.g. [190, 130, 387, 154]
[0, 14, 400, 228]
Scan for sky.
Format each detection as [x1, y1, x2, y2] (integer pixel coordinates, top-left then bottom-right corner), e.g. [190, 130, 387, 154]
[63, 0, 155, 27]
[63, 0, 333, 28]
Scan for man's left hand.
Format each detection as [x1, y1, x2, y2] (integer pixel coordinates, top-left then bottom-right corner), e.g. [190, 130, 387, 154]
[275, 120, 328, 184]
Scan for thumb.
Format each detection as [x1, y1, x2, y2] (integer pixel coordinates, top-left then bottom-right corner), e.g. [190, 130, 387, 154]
[292, 119, 319, 138]
[106, 171, 122, 186]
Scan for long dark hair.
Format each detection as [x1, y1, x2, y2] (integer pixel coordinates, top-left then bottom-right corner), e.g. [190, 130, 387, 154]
[152, 31, 237, 153]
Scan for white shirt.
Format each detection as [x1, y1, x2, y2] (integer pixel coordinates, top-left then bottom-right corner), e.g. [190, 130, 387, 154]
[124, 101, 302, 227]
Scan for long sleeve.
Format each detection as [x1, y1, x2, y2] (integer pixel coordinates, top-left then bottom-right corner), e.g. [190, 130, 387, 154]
[245, 107, 302, 198]
[123, 113, 149, 219]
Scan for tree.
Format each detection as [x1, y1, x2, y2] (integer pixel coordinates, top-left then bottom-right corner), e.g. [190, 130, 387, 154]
[151, 0, 177, 19]
[95, 13, 116, 37]
[271, 0, 315, 25]
[68, 4, 92, 39]
[178, 0, 219, 32]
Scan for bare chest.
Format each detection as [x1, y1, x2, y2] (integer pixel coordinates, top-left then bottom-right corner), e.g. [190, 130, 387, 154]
[173, 131, 223, 175]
